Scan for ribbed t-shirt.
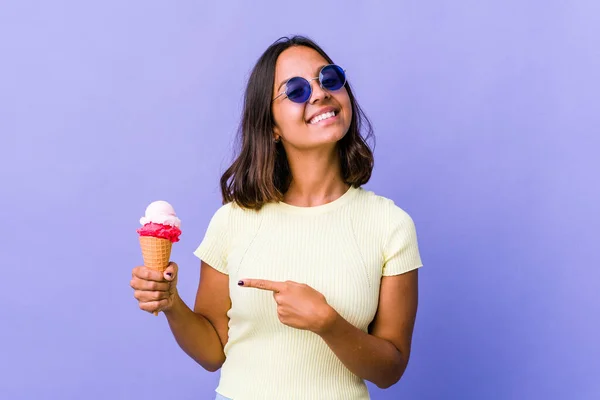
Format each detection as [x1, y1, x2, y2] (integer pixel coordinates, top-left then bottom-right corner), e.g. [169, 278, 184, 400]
[193, 185, 423, 399]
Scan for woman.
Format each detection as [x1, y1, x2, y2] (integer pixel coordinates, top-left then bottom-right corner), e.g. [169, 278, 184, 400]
[130, 36, 423, 400]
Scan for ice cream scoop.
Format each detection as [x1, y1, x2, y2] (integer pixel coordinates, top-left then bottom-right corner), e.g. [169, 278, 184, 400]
[139, 200, 181, 228]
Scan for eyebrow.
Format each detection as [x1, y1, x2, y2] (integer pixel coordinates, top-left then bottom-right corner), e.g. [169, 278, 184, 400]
[276, 64, 328, 93]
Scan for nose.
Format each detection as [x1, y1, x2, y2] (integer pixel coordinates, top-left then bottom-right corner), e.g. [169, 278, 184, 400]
[308, 78, 330, 104]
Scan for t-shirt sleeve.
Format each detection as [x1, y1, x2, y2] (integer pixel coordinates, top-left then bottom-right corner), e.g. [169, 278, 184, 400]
[193, 203, 231, 275]
[382, 203, 423, 276]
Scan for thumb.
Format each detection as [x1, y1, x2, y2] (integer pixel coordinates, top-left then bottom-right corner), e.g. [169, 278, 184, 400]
[163, 262, 178, 281]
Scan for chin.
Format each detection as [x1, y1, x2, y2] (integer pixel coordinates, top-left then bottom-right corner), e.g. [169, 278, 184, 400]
[305, 130, 347, 149]
[324, 126, 348, 142]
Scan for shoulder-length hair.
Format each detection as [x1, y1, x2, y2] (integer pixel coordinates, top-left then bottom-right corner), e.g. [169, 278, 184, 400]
[220, 35, 374, 210]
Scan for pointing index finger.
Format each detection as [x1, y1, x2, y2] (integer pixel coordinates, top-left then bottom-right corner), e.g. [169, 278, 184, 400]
[239, 279, 284, 292]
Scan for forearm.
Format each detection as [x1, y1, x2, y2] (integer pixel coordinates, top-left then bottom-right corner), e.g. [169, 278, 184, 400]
[163, 293, 225, 372]
[318, 310, 407, 388]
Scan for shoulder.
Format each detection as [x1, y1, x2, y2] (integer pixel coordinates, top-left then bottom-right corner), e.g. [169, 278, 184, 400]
[208, 200, 266, 232]
[353, 186, 415, 224]
[209, 201, 261, 218]
[351, 187, 418, 247]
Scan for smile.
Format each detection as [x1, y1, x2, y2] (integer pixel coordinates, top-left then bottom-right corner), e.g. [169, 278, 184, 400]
[309, 111, 338, 124]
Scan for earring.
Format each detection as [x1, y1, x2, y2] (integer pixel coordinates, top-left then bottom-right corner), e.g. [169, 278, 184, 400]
[273, 136, 280, 143]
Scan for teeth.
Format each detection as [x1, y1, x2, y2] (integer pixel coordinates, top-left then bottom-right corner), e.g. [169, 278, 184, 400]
[310, 111, 336, 124]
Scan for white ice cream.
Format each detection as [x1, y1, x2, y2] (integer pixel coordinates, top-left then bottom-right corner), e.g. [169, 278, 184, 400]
[139, 200, 181, 228]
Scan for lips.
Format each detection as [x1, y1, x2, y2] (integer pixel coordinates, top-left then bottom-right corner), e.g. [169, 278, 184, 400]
[306, 106, 339, 124]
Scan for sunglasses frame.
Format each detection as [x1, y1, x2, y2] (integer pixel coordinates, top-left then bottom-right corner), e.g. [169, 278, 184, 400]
[272, 64, 347, 104]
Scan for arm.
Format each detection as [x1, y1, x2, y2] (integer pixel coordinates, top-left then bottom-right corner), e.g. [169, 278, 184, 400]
[240, 270, 419, 388]
[317, 269, 419, 388]
[164, 261, 231, 372]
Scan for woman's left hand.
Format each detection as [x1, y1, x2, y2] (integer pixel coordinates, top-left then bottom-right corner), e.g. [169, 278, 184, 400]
[239, 279, 337, 334]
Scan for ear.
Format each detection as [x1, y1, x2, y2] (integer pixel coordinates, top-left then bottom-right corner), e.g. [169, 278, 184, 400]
[273, 126, 281, 142]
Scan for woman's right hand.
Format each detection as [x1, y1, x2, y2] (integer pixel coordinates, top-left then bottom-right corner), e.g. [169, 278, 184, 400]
[130, 262, 179, 314]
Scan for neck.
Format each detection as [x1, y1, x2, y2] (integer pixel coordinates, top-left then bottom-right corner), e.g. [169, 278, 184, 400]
[283, 147, 350, 207]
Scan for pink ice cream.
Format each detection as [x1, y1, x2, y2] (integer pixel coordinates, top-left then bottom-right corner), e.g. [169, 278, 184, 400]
[136, 200, 182, 243]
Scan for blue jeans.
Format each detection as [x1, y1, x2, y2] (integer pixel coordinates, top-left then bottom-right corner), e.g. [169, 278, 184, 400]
[215, 393, 232, 400]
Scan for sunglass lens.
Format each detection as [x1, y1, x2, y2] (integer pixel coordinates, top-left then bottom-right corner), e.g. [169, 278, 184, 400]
[320, 65, 345, 91]
[286, 77, 311, 103]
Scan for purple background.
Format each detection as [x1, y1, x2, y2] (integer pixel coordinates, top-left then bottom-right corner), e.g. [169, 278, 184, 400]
[1, 1, 599, 399]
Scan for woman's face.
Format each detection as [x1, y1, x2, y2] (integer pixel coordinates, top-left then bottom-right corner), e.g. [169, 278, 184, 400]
[271, 46, 352, 151]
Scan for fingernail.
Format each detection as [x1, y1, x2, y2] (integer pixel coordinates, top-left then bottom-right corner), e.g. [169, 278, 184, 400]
[238, 280, 244, 286]
[166, 272, 173, 277]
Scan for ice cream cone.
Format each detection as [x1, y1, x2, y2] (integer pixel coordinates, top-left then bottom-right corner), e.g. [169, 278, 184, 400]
[137, 200, 181, 317]
[139, 236, 172, 272]
[139, 236, 172, 316]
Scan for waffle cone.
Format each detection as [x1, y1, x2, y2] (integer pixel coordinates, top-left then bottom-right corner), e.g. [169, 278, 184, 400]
[139, 236, 172, 272]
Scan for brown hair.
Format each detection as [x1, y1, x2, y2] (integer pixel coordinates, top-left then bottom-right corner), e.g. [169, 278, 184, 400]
[220, 35, 375, 210]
